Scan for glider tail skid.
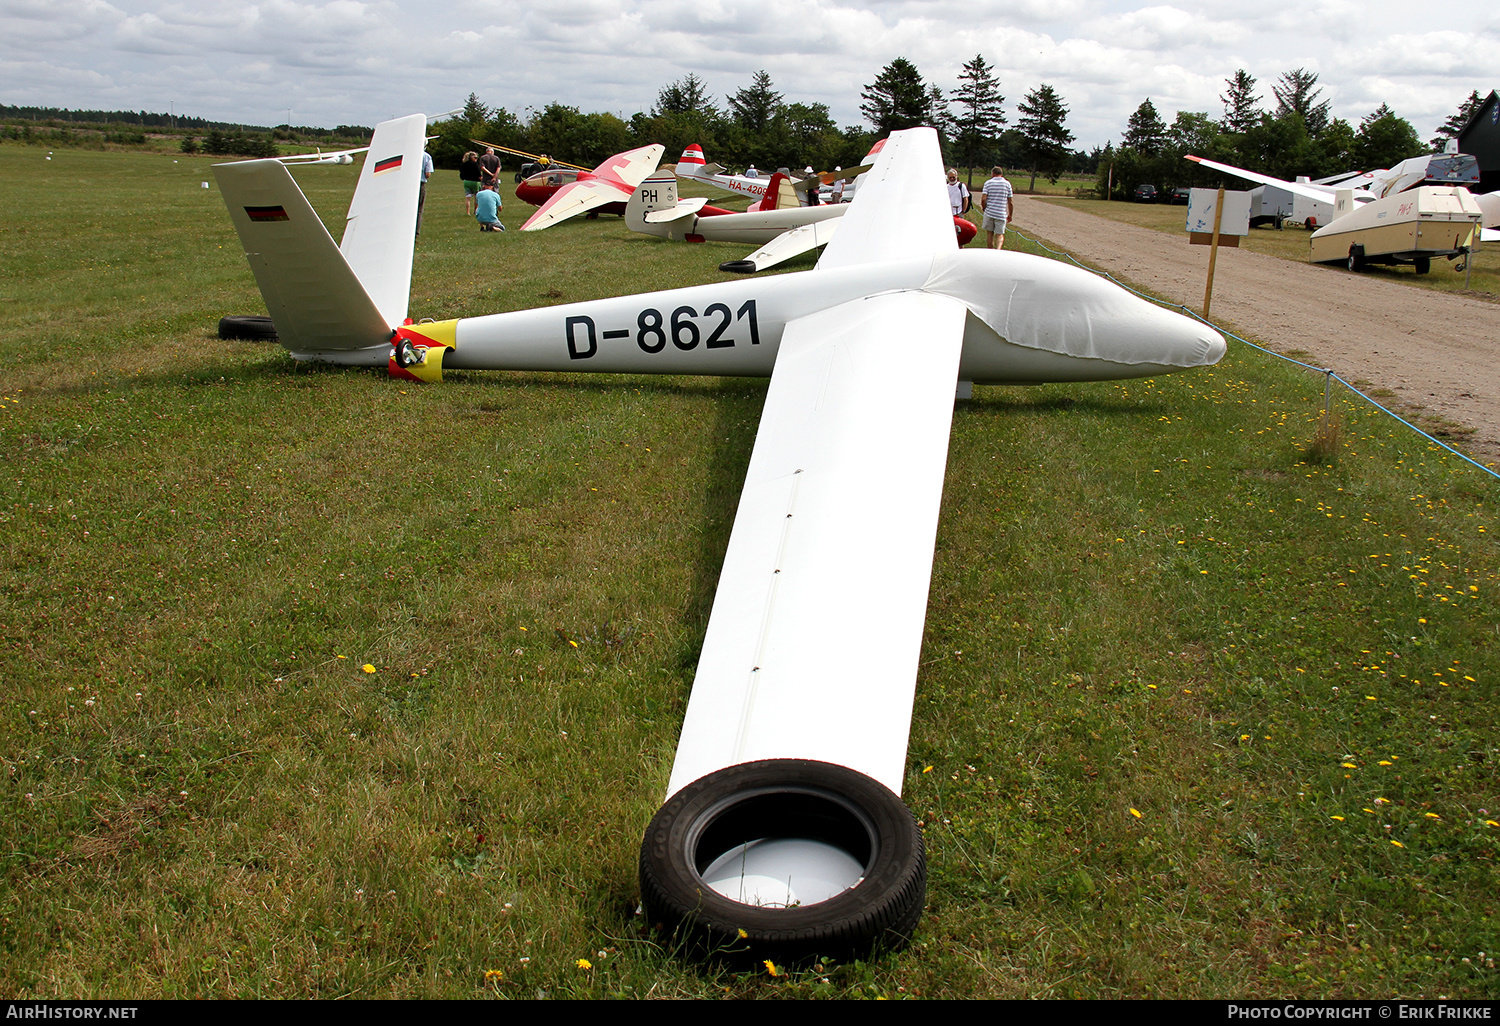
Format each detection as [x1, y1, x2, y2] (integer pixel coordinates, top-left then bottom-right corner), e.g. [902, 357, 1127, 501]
[214, 112, 430, 363]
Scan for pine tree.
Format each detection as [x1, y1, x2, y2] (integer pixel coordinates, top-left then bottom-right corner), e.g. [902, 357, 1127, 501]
[1219, 70, 1261, 134]
[1123, 98, 1168, 155]
[653, 74, 716, 118]
[860, 58, 935, 134]
[951, 54, 1006, 180]
[1016, 84, 1074, 189]
[727, 71, 783, 133]
[461, 93, 491, 127]
[1430, 90, 1484, 150]
[1272, 68, 1330, 138]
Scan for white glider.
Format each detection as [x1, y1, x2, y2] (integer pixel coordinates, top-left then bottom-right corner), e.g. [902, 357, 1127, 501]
[626, 167, 846, 272]
[216, 119, 1225, 961]
[1186, 153, 1490, 271]
[676, 142, 870, 207]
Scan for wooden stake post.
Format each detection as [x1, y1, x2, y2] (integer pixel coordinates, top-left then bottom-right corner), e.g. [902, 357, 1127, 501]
[1202, 186, 1225, 317]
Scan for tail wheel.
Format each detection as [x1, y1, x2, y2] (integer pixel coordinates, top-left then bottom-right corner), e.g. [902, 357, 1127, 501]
[639, 759, 926, 964]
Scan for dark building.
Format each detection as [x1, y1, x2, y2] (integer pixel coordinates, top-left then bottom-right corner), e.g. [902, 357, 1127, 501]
[1457, 90, 1500, 193]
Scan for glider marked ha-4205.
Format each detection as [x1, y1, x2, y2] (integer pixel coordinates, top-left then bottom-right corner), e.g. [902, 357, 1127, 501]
[215, 114, 1225, 960]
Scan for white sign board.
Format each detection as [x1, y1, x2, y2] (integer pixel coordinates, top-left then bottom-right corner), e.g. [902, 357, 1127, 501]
[1186, 189, 1251, 236]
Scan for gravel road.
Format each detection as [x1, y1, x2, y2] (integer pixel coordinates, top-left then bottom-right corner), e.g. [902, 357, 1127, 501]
[1016, 198, 1500, 464]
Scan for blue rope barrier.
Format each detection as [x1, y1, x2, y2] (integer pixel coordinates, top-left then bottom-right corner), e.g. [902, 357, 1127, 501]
[1007, 227, 1500, 482]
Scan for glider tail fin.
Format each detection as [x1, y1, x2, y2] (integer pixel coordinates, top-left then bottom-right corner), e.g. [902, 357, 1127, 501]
[338, 113, 427, 327]
[213, 158, 394, 356]
[677, 143, 706, 177]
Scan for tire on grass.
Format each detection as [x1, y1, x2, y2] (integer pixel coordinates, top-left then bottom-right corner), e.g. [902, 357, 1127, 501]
[639, 759, 926, 964]
[218, 315, 278, 341]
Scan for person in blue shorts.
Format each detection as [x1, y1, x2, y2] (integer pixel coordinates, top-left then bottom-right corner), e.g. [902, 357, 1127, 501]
[475, 183, 505, 232]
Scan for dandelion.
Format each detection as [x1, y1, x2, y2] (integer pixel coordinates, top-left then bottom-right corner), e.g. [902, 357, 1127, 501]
[1424, 813, 1440, 820]
[484, 969, 504, 983]
[737, 929, 748, 939]
[1331, 815, 1344, 821]
[764, 959, 781, 977]
[1391, 840, 1405, 848]
[1341, 762, 1357, 769]
[576, 958, 592, 970]
[362, 664, 376, 674]
[1129, 808, 1143, 819]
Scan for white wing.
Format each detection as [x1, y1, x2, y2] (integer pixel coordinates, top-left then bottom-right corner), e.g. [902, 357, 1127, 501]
[725, 219, 841, 272]
[1185, 154, 1373, 208]
[666, 290, 967, 796]
[668, 127, 965, 796]
[816, 129, 955, 269]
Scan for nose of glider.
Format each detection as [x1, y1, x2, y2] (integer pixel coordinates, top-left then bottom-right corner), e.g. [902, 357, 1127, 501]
[931, 249, 1226, 372]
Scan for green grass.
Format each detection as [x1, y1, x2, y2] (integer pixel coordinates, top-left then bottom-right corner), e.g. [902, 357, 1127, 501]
[1044, 196, 1500, 300]
[2, 145, 1498, 999]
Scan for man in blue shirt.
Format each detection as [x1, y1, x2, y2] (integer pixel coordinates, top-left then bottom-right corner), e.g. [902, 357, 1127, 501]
[475, 184, 505, 232]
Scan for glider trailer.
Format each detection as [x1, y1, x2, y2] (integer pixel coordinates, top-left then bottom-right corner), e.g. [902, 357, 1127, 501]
[217, 115, 1225, 963]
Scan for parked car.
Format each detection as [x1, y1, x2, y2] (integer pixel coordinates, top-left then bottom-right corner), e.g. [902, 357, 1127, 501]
[1169, 186, 1190, 205]
[1133, 184, 1158, 203]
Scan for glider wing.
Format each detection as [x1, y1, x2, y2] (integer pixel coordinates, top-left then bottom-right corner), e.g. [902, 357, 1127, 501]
[666, 289, 967, 797]
[815, 129, 955, 270]
[667, 126, 965, 797]
[1185, 154, 1372, 208]
[726, 218, 842, 272]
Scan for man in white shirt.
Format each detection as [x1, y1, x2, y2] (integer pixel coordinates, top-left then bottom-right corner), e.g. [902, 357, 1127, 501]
[978, 166, 1015, 250]
[946, 168, 970, 216]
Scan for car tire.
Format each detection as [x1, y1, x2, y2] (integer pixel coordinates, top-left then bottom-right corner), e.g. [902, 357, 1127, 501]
[639, 759, 926, 964]
[217, 315, 277, 340]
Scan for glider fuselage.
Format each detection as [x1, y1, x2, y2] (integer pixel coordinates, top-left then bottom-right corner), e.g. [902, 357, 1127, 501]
[309, 248, 1225, 387]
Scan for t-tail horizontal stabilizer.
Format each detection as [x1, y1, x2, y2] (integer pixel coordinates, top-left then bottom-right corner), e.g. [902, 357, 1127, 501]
[215, 160, 395, 359]
[214, 112, 429, 360]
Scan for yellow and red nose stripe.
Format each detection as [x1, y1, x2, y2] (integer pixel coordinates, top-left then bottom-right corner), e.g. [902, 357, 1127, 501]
[388, 319, 459, 383]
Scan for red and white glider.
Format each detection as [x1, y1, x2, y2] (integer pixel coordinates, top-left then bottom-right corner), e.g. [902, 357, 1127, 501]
[517, 144, 666, 231]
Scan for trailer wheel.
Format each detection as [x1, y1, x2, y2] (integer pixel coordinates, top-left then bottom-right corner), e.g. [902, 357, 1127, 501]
[1347, 246, 1365, 272]
[1414, 257, 1431, 275]
[639, 759, 926, 964]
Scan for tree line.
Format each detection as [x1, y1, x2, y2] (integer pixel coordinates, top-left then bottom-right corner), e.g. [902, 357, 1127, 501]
[428, 58, 1089, 188]
[1099, 72, 1481, 199]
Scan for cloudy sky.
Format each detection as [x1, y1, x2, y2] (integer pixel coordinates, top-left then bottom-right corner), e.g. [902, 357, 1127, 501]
[2, 0, 1494, 149]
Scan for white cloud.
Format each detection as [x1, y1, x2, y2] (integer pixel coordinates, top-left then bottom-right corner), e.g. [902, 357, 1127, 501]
[0, 0, 1494, 147]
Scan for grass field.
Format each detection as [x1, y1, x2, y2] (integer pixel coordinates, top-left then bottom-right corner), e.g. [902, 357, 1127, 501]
[1044, 197, 1500, 300]
[1, 145, 1497, 1000]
